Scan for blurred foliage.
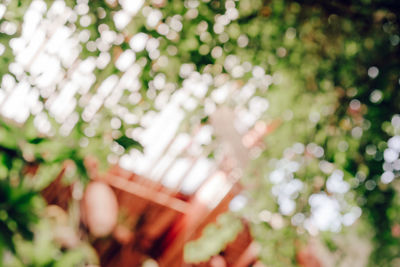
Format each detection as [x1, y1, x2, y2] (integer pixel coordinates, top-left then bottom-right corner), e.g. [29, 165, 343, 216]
[0, 119, 98, 265]
[3, 215, 98, 267]
[237, 0, 400, 266]
[184, 213, 243, 263]
[0, 0, 399, 266]
[0, 179, 38, 256]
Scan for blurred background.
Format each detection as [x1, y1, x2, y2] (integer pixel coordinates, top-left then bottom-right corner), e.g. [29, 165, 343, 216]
[0, 0, 400, 266]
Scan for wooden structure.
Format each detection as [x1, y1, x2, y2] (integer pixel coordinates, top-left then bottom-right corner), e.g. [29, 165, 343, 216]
[40, 109, 280, 266]
[90, 163, 256, 267]
[41, 160, 259, 266]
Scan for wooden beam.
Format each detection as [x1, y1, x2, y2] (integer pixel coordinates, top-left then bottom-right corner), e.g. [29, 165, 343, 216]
[231, 242, 259, 267]
[100, 173, 189, 213]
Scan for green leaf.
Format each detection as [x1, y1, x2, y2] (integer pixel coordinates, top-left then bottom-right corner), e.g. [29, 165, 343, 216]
[114, 136, 144, 152]
[28, 137, 45, 144]
[200, 116, 209, 124]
